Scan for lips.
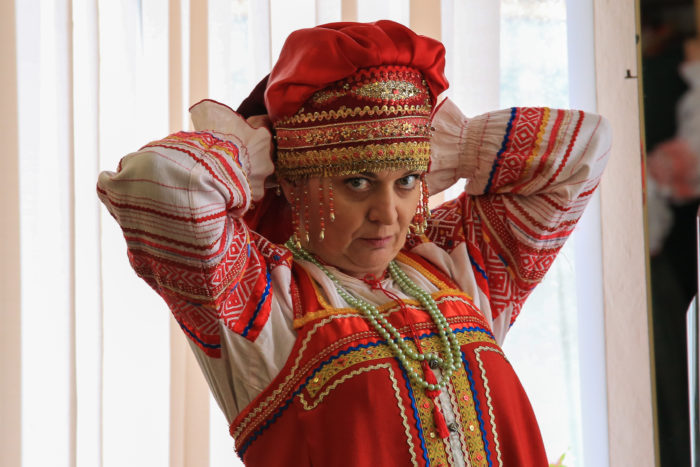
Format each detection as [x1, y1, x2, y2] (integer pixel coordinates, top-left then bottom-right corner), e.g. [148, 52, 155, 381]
[360, 236, 393, 248]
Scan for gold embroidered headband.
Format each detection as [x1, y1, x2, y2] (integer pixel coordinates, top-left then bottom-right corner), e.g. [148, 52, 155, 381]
[273, 66, 433, 181]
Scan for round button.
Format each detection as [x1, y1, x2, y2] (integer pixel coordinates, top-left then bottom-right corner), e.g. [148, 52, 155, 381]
[428, 358, 440, 369]
[447, 422, 459, 433]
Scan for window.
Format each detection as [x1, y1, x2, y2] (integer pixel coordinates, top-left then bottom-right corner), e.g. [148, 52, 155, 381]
[7, 1, 619, 465]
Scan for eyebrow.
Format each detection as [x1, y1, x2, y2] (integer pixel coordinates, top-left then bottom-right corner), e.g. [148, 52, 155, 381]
[353, 170, 418, 178]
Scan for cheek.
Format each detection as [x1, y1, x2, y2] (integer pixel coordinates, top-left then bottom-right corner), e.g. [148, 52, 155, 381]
[305, 210, 359, 259]
[306, 195, 363, 246]
[327, 192, 366, 228]
[324, 205, 364, 239]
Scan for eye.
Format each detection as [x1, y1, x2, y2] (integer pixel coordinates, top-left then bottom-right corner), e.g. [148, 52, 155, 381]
[396, 174, 420, 190]
[345, 177, 371, 191]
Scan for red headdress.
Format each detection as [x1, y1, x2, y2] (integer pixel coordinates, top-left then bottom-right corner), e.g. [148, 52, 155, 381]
[265, 20, 448, 181]
[242, 20, 449, 243]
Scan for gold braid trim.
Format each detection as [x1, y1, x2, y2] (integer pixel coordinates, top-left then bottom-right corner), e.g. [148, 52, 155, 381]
[351, 79, 424, 101]
[275, 116, 431, 150]
[299, 362, 419, 466]
[276, 141, 430, 179]
[276, 103, 432, 126]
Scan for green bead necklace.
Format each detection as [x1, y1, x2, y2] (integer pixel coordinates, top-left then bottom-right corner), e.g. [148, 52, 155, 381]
[285, 239, 462, 390]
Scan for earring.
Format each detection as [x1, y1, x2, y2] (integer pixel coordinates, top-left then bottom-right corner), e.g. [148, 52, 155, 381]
[290, 184, 302, 248]
[410, 176, 430, 236]
[302, 182, 310, 244]
[318, 179, 326, 241]
[328, 178, 335, 222]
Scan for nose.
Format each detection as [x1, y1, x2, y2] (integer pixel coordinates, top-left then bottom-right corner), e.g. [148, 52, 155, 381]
[367, 185, 398, 225]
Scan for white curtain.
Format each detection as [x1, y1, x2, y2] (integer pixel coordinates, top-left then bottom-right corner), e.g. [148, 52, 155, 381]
[1, 1, 610, 466]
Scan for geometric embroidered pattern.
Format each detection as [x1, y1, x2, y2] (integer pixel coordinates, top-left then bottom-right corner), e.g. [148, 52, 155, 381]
[98, 103, 608, 379]
[420, 108, 595, 325]
[227, 246, 273, 342]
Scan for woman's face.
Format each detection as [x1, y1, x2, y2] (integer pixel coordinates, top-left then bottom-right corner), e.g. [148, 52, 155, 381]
[282, 169, 422, 279]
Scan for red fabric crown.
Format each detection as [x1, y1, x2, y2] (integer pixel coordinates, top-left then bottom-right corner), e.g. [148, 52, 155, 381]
[273, 64, 435, 179]
[264, 20, 449, 122]
[244, 21, 448, 241]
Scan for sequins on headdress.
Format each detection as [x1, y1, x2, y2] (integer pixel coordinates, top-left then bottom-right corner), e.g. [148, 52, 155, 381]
[274, 65, 433, 181]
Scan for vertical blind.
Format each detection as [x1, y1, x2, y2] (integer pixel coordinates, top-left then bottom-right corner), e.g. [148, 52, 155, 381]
[3, 0, 608, 466]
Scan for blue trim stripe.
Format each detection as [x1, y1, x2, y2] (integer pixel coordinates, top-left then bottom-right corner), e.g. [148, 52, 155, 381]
[453, 325, 495, 341]
[469, 256, 489, 281]
[463, 355, 493, 467]
[238, 326, 495, 456]
[398, 363, 430, 466]
[238, 340, 383, 456]
[484, 107, 517, 193]
[193, 130, 243, 167]
[177, 320, 221, 350]
[241, 266, 272, 337]
[226, 281, 240, 298]
[238, 384, 306, 456]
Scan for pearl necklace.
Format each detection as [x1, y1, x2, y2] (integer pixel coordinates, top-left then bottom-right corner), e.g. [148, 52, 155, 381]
[285, 240, 462, 390]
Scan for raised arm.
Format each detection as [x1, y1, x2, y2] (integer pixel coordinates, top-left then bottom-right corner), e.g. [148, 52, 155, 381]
[96, 100, 279, 357]
[423, 98, 611, 333]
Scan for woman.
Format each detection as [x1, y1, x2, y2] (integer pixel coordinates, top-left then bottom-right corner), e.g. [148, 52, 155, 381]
[98, 20, 610, 466]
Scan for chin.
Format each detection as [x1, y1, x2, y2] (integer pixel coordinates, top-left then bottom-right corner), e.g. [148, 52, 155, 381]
[353, 253, 395, 275]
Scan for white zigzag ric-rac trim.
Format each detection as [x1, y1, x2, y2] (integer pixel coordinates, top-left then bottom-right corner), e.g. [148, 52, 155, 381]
[390, 365, 420, 467]
[438, 295, 482, 313]
[293, 293, 483, 327]
[299, 363, 381, 410]
[443, 434, 456, 467]
[234, 297, 494, 443]
[233, 313, 362, 439]
[235, 298, 494, 440]
[446, 380, 472, 466]
[298, 362, 419, 467]
[475, 346, 504, 467]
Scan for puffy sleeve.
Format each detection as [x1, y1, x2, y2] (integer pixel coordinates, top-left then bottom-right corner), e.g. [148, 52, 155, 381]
[420, 98, 611, 338]
[97, 100, 295, 419]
